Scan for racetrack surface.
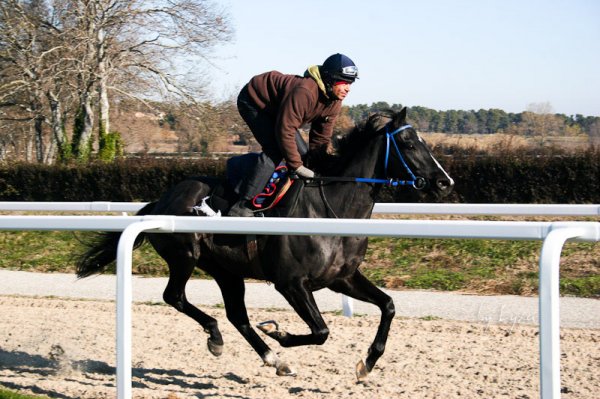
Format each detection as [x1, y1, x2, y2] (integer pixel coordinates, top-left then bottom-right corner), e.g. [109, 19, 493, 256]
[0, 270, 598, 398]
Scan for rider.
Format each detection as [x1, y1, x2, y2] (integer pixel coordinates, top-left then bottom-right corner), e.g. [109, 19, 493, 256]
[228, 53, 359, 217]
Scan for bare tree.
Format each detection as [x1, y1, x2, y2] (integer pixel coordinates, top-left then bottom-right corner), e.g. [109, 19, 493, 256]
[520, 102, 564, 146]
[0, 0, 52, 162]
[0, 0, 232, 162]
[77, 0, 232, 159]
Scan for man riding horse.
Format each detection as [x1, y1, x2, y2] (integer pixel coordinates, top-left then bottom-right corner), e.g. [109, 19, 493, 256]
[228, 53, 359, 217]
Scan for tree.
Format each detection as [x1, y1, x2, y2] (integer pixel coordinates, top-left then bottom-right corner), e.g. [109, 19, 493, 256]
[588, 120, 600, 147]
[442, 110, 459, 133]
[0, 0, 232, 162]
[334, 106, 355, 134]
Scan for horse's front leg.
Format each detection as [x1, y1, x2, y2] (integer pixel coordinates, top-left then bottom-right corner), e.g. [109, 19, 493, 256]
[329, 270, 395, 381]
[257, 277, 330, 347]
[212, 272, 296, 377]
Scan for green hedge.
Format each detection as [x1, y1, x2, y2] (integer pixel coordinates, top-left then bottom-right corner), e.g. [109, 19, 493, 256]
[444, 150, 600, 203]
[0, 158, 226, 202]
[0, 150, 598, 203]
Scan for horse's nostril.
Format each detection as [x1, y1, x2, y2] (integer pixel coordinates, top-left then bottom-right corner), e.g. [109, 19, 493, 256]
[437, 178, 454, 190]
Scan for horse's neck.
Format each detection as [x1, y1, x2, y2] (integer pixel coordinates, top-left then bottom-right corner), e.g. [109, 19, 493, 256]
[341, 135, 383, 178]
[301, 137, 382, 219]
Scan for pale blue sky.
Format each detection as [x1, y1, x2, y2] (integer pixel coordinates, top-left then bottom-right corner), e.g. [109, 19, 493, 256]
[207, 0, 600, 117]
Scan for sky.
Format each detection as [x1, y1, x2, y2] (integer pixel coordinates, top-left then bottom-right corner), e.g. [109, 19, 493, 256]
[206, 0, 600, 117]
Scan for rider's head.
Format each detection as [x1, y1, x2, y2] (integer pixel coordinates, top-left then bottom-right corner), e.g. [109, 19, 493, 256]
[320, 53, 358, 100]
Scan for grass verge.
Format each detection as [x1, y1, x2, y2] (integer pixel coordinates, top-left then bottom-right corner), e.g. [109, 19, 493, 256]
[0, 387, 49, 399]
[0, 228, 598, 297]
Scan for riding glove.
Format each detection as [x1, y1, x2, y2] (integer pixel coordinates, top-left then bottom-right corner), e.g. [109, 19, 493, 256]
[294, 165, 315, 178]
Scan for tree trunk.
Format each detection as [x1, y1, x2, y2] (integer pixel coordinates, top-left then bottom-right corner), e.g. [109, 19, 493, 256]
[47, 90, 70, 161]
[97, 27, 109, 138]
[34, 115, 44, 163]
[72, 92, 95, 160]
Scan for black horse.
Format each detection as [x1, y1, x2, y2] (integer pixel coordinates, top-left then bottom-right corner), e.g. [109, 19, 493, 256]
[76, 108, 453, 380]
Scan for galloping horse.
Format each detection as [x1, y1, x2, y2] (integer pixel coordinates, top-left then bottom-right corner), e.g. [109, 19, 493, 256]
[76, 107, 453, 380]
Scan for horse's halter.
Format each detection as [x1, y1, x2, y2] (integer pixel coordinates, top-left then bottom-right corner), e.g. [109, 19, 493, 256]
[371, 123, 426, 189]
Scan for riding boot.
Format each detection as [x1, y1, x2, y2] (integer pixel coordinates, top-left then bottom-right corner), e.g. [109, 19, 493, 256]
[228, 153, 276, 217]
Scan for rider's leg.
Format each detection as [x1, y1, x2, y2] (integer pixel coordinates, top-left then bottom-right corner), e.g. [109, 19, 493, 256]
[228, 152, 277, 216]
[228, 86, 281, 216]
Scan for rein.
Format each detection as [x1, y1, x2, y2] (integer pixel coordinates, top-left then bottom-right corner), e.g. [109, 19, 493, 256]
[296, 123, 426, 190]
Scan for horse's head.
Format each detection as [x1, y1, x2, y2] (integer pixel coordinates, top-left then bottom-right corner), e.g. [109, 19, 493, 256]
[371, 108, 454, 198]
[307, 107, 453, 198]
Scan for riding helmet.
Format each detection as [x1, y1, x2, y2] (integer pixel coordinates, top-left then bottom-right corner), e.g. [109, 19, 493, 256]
[321, 53, 359, 84]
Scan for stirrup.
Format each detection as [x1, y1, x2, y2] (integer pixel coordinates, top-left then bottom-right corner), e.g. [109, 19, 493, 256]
[228, 200, 254, 217]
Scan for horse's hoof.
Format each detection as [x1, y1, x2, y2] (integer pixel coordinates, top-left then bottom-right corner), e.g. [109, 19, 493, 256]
[207, 338, 223, 357]
[355, 360, 369, 381]
[256, 320, 279, 334]
[276, 362, 296, 377]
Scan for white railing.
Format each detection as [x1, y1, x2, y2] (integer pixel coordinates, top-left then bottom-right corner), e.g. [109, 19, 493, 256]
[0, 202, 599, 399]
[2, 201, 600, 216]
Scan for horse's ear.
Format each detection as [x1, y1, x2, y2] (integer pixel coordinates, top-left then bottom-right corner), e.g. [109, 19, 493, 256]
[392, 107, 408, 128]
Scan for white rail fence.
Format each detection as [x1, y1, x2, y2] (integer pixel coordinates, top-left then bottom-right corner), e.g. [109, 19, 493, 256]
[0, 202, 599, 399]
[2, 200, 600, 216]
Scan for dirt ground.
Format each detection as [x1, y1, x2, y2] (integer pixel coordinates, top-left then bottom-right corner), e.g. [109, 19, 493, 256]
[0, 295, 598, 399]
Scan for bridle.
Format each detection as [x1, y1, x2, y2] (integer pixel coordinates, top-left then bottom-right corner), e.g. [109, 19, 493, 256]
[381, 123, 426, 189]
[299, 123, 426, 190]
[295, 122, 428, 218]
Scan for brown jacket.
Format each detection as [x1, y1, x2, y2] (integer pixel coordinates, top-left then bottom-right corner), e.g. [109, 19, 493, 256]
[245, 70, 342, 169]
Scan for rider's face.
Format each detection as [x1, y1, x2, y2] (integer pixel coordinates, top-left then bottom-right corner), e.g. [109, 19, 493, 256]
[331, 82, 351, 101]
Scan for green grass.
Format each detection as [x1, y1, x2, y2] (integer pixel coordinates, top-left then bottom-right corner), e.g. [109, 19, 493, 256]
[0, 230, 598, 297]
[362, 237, 599, 297]
[0, 387, 49, 399]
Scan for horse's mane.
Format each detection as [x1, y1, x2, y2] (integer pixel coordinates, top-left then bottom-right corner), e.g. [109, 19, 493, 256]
[307, 111, 394, 174]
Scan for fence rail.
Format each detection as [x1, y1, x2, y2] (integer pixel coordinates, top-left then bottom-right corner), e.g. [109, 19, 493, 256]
[1, 201, 599, 216]
[0, 201, 598, 399]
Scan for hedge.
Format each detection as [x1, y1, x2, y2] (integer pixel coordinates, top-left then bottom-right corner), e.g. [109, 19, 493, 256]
[0, 150, 598, 204]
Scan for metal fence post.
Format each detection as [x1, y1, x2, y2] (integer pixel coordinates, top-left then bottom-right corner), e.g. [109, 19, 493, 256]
[538, 226, 587, 399]
[116, 219, 173, 399]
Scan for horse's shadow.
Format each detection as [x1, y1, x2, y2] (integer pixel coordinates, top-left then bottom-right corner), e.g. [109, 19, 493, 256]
[0, 348, 252, 398]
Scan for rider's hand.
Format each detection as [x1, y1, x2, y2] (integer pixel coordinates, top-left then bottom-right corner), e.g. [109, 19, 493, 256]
[294, 165, 315, 178]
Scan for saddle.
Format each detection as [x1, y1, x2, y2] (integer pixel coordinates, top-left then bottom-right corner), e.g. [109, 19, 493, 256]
[196, 153, 303, 218]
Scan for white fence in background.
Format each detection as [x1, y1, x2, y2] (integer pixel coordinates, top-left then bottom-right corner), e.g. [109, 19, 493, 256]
[1, 201, 600, 216]
[0, 202, 599, 399]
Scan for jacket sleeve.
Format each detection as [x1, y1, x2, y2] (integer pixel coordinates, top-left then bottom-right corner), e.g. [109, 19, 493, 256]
[275, 87, 313, 170]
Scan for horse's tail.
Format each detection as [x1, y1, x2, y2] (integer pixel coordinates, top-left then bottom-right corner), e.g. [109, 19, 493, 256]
[76, 202, 156, 278]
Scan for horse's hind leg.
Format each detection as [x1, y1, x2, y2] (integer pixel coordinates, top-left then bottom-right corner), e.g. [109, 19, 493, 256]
[159, 249, 224, 356]
[211, 271, 295, 376]
[258, 278, 330, 347]
[329, 270, 395, 381]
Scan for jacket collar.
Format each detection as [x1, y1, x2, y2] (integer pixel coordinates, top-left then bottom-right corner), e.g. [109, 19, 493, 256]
[304, 65, 329, 99]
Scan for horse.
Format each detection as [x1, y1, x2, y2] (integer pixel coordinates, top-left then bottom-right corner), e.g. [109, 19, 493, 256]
[76, 107, 454, 380]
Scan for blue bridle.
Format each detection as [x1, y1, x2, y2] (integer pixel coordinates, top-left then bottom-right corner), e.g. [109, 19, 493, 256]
[354, 123, 426, 189]
[291, 123, 426, 189]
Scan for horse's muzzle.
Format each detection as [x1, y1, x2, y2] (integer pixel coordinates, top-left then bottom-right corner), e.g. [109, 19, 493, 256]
[436, 177, 454, 192]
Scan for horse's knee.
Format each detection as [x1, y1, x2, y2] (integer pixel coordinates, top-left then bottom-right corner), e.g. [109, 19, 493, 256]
[163, 291, 185, 312]
[313, 327, 330, 345]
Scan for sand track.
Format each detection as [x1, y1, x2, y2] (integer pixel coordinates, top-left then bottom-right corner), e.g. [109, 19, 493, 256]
[0, 295, 598, 399]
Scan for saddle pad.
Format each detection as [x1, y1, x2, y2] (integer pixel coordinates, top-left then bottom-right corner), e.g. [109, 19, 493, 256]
[251, 165, 295, 212]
